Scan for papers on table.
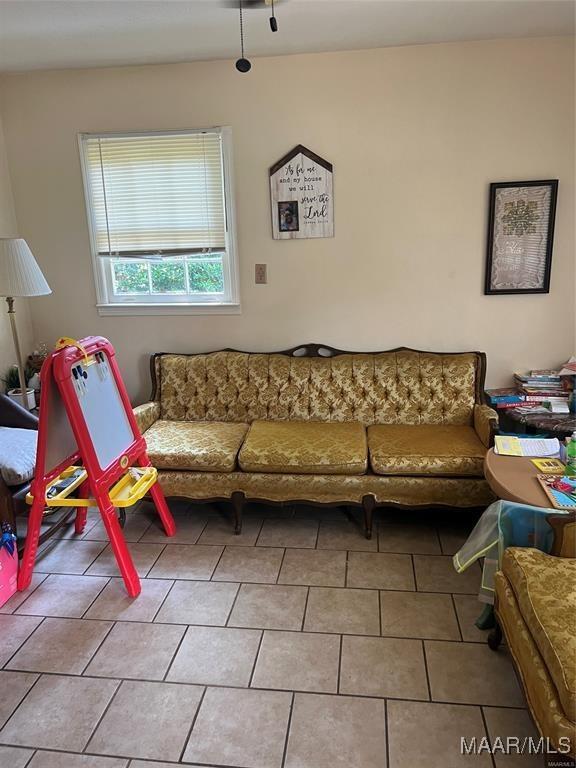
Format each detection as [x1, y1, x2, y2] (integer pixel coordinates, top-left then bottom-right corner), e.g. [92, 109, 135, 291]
[494, 436, 561, 458]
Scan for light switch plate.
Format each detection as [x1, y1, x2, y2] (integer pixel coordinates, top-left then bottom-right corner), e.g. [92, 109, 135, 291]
[255, 264, 267, 284]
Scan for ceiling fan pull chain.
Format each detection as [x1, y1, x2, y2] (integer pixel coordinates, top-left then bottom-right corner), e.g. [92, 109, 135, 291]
[235, 0, 252, 72]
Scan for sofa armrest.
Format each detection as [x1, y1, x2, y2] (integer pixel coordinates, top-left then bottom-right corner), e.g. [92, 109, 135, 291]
[474, 403, 498, 448]
[549, 513, 576, 559]
[133, 401, 160, 434]
[0, 393, 38, 430]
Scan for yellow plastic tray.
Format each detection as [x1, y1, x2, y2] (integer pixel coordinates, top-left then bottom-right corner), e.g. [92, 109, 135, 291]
[27, 465, 157, 508]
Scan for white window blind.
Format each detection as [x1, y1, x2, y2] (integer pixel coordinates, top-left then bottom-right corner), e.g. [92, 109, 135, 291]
[79, 128, 240, 315]
[83, 131, 226, 257]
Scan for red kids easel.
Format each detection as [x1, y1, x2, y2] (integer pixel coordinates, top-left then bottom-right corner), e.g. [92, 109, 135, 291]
[18, 335, 176, 597]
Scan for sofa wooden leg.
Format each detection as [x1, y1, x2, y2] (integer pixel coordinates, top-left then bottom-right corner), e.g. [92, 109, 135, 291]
[231, 491, 245, 535]
[487, 621, 503, 651]
[362, 495, 376, 540]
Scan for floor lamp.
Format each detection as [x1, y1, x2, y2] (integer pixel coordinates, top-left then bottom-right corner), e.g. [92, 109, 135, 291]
[0, 238, 51, 409]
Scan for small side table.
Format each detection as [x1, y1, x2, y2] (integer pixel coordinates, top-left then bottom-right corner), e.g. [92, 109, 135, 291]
[498, 409, 576, 439]
[459, 450, 562, 629]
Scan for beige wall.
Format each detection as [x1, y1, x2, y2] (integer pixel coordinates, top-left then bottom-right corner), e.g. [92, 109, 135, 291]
[0, 36, 574, 403]
[0, 107, 34, 382]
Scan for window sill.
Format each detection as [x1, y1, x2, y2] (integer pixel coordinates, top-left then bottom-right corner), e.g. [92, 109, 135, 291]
[96, 302, 241, 317]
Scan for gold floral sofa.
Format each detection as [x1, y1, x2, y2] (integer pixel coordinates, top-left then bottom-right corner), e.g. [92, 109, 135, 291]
[489, 514, 576, 758]
[133, 345, 498, 537]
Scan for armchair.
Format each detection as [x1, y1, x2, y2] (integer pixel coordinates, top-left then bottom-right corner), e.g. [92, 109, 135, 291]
[489, 513, 576, 758]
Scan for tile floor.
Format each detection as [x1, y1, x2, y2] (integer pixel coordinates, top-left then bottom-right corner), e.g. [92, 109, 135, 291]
[0, 502, 541, 768]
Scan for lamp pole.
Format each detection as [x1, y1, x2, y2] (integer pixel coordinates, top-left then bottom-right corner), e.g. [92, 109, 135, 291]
[6, 296, 28, 405]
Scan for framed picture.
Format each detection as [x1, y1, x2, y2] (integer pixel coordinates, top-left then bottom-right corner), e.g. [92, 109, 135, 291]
[278, 201, 299, 232]
[485, 180, 558, 295]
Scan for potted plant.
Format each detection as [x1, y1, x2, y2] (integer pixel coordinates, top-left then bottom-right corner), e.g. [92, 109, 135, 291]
[2, 365, 36, 410]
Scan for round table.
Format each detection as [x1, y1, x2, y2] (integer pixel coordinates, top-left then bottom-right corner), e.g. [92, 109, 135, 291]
[484, 448, 554, 509]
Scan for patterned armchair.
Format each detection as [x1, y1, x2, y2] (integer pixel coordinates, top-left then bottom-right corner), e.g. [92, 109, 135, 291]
[133, 344, 498, 536]
[489, 514, 576, 758]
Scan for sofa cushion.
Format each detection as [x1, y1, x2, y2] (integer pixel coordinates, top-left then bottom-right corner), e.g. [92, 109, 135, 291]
[238, 421, 367, 475]
[144, 420, 248, 472]
[157, 350, 479, 426]
[503, 547, 576, 719]
[368, 424, 486, 476]
[0, 426, 37, 486]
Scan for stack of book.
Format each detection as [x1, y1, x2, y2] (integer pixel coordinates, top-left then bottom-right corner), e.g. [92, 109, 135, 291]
[487, 369, 571, 414]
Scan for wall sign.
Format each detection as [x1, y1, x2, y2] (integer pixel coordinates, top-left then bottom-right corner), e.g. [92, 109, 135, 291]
[269, 145, 334, 239]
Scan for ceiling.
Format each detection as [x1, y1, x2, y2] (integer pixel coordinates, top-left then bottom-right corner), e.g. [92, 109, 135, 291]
[0, 0, 573, 73]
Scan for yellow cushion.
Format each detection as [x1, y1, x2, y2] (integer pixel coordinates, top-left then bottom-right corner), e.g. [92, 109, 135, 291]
[367, 424, 486, 476]
[158, 350, 479, 425]
[144, 420, 248, 472]
[238, 420, 367, 475]
[503, 548, 576, 719]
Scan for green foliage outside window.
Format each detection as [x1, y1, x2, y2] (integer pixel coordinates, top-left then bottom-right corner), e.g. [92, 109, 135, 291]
[150, 262, 186, 293]
[112, 262, 149, 293]
[188, 261, 224, 293]
[112, 257, 224, 295]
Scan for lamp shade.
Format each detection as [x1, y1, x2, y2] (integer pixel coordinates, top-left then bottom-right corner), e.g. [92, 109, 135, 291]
[0, 238, 51, 297]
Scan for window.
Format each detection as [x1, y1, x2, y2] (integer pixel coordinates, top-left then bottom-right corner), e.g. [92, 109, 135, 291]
[79, 128, 239, 315]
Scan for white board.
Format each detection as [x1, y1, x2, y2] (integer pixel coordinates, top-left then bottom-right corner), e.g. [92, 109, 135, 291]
[72, 354, 135, 471]
[44, 374, 78, 472]
[270, 145, 334, 240]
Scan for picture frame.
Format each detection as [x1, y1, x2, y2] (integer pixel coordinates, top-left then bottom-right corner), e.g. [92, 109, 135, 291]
[484, 179, 558, 295]
[278, 201, 299, 232]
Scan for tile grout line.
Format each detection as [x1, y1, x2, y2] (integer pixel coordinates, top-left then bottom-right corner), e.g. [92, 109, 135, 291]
[0, 670, 43, 736]
[1, 615, 47, 670]
[79, 577, 113, 619]
[247, 629, 265, 688]
[149, 578, 177, 623]
[384, 697, 391, 768]
[479, 704, 498, 768]
[83, 677, 124, 754]
[224, 580, 244, 628]
[300, 586, 311, 631]
[275, 547, 288, 585]
[178, 685, 207, 763]
[141, 541, 168, 578]
[209, 543, 236, 582]
[336, 633, 343, 694]
[162, 623, 190, 683]
[421, 640, 432, 702]
[4, 615, 491, 645]
[450, 593, 465, 642]
[280, 690, 295, 768]
[410, 553, 418, 593]
[78, 619, 117, 676]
